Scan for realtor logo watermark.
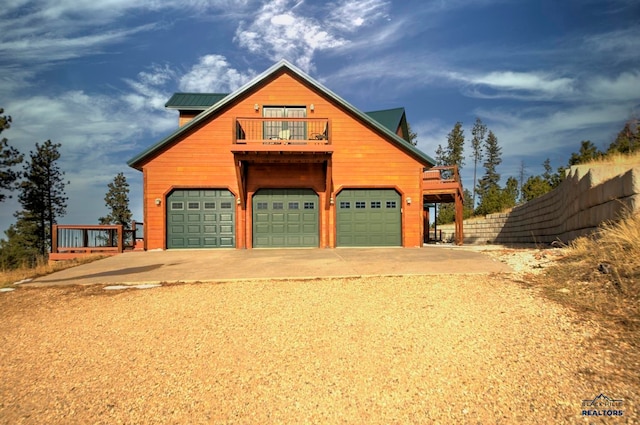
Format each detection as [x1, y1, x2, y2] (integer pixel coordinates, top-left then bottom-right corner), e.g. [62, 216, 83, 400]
[581, 393, 624, 417]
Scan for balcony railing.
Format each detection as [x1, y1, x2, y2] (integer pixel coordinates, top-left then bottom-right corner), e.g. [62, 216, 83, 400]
[49, 222, 143, 262]
[234, 117, 330, 145]
[423, 165, 461, 184]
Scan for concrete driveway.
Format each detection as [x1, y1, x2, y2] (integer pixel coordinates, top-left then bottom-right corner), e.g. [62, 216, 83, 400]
[27, 246, 511, 286]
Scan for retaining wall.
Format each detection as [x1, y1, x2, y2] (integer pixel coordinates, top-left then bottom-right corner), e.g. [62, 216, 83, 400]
[439, 163, 640, 244]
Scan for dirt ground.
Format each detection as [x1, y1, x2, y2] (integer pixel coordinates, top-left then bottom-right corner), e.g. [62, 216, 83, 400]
[1, 252, 637, 424]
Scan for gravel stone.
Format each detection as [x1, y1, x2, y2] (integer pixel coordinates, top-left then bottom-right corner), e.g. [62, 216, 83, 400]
[0, 272, 636, 423]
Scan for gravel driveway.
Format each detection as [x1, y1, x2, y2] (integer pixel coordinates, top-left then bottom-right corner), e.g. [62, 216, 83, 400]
[0, 275, 634, 424]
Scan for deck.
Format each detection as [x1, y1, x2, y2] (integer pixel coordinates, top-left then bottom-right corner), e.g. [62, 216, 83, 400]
[423, 166, 464, 245]
[49, 222, 143, 262]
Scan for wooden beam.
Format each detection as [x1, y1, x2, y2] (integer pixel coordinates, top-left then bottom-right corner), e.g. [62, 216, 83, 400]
[234, 159, 246, 209]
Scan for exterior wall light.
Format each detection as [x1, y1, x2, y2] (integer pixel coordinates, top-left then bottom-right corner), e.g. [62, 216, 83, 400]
[254, 104, 260, 111]
[236, 198, 241, 205]
[330, 196, 334, 205]
[406, 197, 412, 205]
[155, 198, 161, 206]
[310, 104, 315, 111]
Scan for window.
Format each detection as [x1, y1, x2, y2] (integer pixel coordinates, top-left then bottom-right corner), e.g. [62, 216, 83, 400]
[171, 202, 184, 210]
[188, 202, 200, 210]
[263, 106, 306, 140]
[386, 201, 397, 209]
[204, 202, 216, 210]
[256, 202, 268, 210]
[371, 201, 381, 209]
[339, 201, 350, 209]
[288, 202, 299, 210]
[304, 202, 315, 210]
[273, 202, 284, 210]
[220, 202, 232, 209]
[355, 201, 366, 209]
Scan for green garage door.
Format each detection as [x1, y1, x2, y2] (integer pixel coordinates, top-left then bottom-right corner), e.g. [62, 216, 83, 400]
[253, 189, 319, 247]
[167, 189, 235, 249]
[336, 189, 402, 246]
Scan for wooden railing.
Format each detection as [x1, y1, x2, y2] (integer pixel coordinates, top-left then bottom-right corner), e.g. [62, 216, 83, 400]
[50, 222, 143, 261]
[234, 117, 330, 145]
[423, 165, 461, 184]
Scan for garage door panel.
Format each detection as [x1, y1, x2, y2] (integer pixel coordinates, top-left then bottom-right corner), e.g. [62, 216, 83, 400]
[253, 189, 318, 247]
[287, 223, 301, 232]
[336, 189, 401, 247]
[167, 189, 235, 249]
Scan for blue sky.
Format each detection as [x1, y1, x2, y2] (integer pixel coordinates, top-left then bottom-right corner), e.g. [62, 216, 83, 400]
[1, 0, 639, 235]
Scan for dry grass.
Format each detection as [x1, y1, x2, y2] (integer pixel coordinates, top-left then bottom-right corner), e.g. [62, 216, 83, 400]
[532, 208, 640, 387]
[589, 150, 640, 167]
[0, 255, 106, 288]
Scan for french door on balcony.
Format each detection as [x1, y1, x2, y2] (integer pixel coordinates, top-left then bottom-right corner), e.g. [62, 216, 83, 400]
[263, 106, 306, 140]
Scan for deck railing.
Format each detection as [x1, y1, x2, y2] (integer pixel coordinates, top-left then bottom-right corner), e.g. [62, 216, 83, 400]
[50, 222, 142, 261]
[234, 117, 330, 145]
[423, 165, 461, 184]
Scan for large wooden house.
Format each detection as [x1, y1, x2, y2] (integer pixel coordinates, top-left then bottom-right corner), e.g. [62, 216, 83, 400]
[128, 60, 463, 249]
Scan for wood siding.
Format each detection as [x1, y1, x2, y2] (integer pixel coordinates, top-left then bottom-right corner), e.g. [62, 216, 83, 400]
[141, 71, 426, 249]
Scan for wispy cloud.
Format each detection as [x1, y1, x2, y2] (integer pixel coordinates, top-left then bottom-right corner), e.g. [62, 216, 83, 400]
[234, 0, 393, 72]
[235, 0, 347, 72]
[327, 0, 390, 32]
[179, 55, 256, 93]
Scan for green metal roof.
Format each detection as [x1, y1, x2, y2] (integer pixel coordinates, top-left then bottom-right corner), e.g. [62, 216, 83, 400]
[128, 60, 435, 170]
[165, 93, 228, 110]
[365, 108, 404, 132]
[365, 108, 410, 142]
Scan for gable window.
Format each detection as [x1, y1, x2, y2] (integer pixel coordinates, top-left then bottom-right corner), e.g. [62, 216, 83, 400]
[263, 106, 306, 140]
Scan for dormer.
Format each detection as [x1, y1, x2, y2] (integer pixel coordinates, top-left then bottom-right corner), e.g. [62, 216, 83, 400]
[165, 93, 228, 126]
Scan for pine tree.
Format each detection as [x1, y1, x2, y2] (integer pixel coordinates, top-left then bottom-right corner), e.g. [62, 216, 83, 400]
[434, 122, 465, 224]
[0, 214, 40, 269]
[606, 121, 636, 155]
[502, 176, 519, 209]
[407, 122, 418, 146]
[0, 108, 24, 202]
[470, 118, 486, 209]
[18, 140, 68, 257]
[569, 140, 602, 165]
[445, 121, 465, 169]
[475, 130, 503, 215]
[99, 172, 132, 228]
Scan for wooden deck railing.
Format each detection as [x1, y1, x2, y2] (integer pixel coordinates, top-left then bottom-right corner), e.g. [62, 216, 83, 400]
[234, 117, 330, 145]
[50, 222, 143, 261]
[423, 165, 461, 184]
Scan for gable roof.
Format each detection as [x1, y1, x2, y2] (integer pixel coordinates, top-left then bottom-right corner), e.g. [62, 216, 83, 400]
[365, 108, 410, 142]
[128, 59, 435, 169]
[165, 93, 228, 110]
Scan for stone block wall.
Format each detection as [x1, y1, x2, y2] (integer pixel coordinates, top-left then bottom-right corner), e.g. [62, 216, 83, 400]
[439, 163, 640, 245]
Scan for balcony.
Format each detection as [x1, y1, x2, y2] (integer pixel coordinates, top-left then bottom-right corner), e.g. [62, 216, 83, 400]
[232, 117, 331, 153]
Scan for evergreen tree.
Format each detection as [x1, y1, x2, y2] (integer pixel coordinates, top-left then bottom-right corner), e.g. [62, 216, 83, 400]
[0, 108, 24, 202]
[475, 130, 502, 215]
[470, 118, 486, 209]
[569, 140, 602, 165]
[434, 122, 465, 224]
[606, 121, 638, 155]
[502, 176, 519, 209]
[0, 214, 40, 269]
[407, 122, 418, 146]
[445, 121, 465, 169]
[18, 140, 68, 257]
[99, 172, 132, 228]
[521, 175, 551, 202]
